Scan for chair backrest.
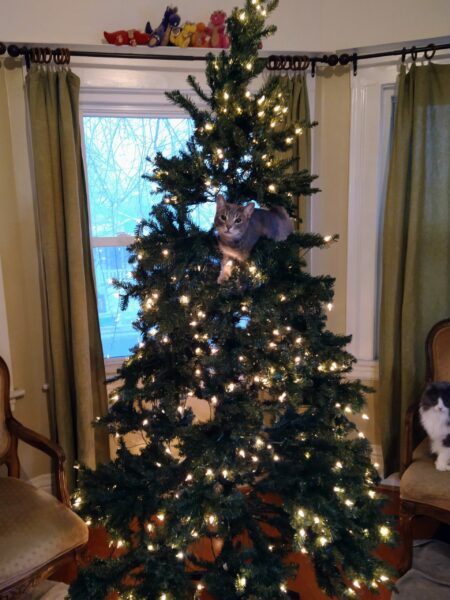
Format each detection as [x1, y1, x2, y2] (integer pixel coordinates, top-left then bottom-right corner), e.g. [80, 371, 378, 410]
[426, 318, 450, 381]
[0, 356, 13, 464]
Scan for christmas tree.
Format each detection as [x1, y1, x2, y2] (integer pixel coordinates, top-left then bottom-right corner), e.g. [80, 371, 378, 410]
[70, 1, 393, 598]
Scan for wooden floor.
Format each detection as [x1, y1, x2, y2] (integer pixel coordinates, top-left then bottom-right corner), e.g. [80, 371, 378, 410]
[53, 485, 446, 599]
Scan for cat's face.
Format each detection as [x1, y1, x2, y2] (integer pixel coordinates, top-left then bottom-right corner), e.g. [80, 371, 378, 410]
[421, 382, 450, 416]
[214, 195, 254, 242]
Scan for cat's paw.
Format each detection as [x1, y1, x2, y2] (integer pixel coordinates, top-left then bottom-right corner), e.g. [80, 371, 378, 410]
[435, 459, 450, 471]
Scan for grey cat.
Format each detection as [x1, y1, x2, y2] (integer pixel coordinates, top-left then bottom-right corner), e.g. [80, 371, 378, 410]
[214, 194, 293, 283]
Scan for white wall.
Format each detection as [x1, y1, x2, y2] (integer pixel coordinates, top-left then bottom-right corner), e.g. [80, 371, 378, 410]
[0, 0, 449, 53]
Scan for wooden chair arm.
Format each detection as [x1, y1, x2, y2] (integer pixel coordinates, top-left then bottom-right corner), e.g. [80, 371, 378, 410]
[400, 401, 420, 476]
[7, 417, 70, 506]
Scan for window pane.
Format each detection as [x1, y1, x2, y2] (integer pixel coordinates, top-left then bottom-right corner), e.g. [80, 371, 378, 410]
[84, 115, 217, 358]
[84, 116, 194, 237]
[93, 246, 140, 358]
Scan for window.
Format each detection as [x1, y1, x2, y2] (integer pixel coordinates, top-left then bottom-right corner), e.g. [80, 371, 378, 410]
[83, 115, 214, 359]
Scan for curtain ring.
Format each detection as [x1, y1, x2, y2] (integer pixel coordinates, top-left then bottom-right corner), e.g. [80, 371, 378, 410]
[301, 56, 310, 71]
[64, 48, 71, 65]
[401, 47, 407, 63]
[424, 44, 436, 60]
[43, 47, 52, 63]
[54, 48, 63, 64]
[410, 46, 418, 61]
[266, 55, 277, 71]
[291, 55, 301, 71]
[311, 58, 316, 78]
[30, 47, 41, 64]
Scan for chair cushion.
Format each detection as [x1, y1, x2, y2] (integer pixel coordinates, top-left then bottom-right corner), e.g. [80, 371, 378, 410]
[401, 438, 450, 511]
[0, 477, 88, 590]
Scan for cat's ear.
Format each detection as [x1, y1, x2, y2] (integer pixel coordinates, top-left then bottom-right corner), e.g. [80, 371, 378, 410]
[216, 194, 226, 211]
[244, 202, 255, 218]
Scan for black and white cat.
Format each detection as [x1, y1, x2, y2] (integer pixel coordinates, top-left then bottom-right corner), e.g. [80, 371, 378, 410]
[214, 195, 293, 283]
[419, 381, 450, 471]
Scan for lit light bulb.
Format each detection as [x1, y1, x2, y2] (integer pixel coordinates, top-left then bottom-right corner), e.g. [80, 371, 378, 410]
[379, 526, 390, 539]
[223, 91, 230, 100]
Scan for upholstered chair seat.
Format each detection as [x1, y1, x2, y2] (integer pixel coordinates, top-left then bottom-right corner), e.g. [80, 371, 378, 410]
[0, 356, 89, 598]
[0, 477, 88, 591]
[400, 438, 450, 512]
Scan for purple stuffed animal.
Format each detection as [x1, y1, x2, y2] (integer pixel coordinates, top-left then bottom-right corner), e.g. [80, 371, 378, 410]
[146, 6, 181, 47]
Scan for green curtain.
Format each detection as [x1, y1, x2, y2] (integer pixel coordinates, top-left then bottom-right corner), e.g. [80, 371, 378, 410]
[26, 66, 109, 489]
[379, 63, 450, 475]
[278, 74, 311, 229]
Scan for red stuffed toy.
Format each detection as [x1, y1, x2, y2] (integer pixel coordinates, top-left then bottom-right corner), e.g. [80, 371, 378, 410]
[208, 11, 230, 48]
[104, 29, 151, 46]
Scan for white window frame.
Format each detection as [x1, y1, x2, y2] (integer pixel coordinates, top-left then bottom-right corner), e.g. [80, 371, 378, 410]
[77, 57, 209, 373]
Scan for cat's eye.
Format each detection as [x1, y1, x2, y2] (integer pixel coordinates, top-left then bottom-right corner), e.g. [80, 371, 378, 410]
[235, 218, 242, 224]
[220, 214, 226, 221]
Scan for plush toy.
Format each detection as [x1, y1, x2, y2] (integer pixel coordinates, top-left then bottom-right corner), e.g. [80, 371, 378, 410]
[190, 22, 211, 48]
[104, 29, 151, 46]
[208, 10, 230, 49]
[170, 22, 197, 47]
[146, 6, 180, 47]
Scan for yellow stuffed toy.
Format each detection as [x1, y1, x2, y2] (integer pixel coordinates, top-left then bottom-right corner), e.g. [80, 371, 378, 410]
[170, 21, 196, 47]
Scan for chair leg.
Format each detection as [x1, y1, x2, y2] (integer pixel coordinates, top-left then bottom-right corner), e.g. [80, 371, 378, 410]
[398, 503, 415, 575]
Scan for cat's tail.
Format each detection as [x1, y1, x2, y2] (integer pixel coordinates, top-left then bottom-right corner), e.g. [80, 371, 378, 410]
[271, 205, 294, 237]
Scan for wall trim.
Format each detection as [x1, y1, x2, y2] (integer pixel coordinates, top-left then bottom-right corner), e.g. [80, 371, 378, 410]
[348, 359, 379, 382]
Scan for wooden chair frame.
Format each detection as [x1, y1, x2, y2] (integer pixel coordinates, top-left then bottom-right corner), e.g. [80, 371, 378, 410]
[398, 318, 450, 574]
[0, 357, 87, 599]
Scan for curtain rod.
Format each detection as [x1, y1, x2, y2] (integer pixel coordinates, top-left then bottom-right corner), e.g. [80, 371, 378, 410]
[1, 40, 449, 76]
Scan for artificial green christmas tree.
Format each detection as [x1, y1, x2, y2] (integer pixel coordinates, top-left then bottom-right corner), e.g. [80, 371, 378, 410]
[70, 1, 393, 598]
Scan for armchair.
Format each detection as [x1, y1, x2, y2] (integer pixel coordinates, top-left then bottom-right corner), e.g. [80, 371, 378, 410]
[399, 318, 450, 573]
[0, 356, 88, 599]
